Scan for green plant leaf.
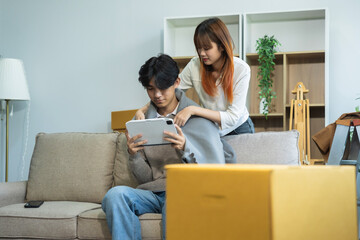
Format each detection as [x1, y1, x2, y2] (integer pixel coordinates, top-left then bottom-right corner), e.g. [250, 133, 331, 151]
[255, 35, 280, 118]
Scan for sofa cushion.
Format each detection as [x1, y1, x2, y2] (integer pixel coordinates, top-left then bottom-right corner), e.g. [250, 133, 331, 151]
[26, 132, 118, 203]
[78, 208, 162, 240]
[224, 130, 300, 165]
[0, 201, 100, 239]
[113, 133, 138, 187]
[139, 213, 163, 240]
[78, 207, 111, 240]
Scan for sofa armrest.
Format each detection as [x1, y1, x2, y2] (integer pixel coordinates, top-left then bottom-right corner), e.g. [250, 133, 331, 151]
[0, 181, 27, 208]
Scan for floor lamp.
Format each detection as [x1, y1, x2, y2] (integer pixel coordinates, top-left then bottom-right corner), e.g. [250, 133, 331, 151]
[0, 58, 30, 182]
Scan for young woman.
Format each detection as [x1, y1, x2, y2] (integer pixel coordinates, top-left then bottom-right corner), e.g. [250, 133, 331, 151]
[136, 17, 254, 136]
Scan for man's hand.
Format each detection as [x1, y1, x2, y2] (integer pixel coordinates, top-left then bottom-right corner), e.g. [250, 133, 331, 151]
[126, 131, 147, 155]
[135, 109, 145, 120]
[173, 106, 193, 127]
[163, 124, 186, 151]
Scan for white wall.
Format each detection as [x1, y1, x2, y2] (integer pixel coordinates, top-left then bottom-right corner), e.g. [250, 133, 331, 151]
[0, 0, 359, 182]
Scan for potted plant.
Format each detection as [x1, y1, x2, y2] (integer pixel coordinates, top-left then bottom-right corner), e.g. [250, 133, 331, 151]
[256, 35, 280, 118]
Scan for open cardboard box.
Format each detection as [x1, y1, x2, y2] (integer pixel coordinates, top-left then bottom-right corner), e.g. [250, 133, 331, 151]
[166, 164, 358, 240]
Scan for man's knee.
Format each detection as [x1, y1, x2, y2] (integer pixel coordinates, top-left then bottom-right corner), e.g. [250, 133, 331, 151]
[102, 186, 133, 210]
[108, 185, 133, 196]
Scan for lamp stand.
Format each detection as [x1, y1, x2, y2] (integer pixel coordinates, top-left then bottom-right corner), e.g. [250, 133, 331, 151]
[5, 100, 9, 182]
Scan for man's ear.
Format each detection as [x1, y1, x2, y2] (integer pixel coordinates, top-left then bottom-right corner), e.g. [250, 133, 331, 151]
[174, 77, 180, 88]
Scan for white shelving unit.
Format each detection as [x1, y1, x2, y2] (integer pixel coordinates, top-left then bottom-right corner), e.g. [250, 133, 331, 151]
[163, 9, 329, 160]
[243, 8, 329, 122]
[243, 9, 328, 160]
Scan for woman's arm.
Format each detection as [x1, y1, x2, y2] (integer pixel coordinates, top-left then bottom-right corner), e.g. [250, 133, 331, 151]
[175, 59, 251, 129]
[135, 102, 150, 120]
[174, 106, 221, 127]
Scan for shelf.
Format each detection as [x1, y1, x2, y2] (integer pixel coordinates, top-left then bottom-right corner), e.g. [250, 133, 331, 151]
[246, 52, 284, 59]
[245, 9, 325, 23]
[285, 104, 325, 108]
[173, 57, 195, 70]
[173, 54, 240, 60]
[285, 50, 325, 58]
[174, 55, 240, 70]
[250, 113, 284, 118]
[173, 56, 196, 60]
[246, 50, 325, 59]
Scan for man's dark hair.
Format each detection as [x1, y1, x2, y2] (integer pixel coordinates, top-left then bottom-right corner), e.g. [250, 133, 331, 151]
[138, 54, 179, 90]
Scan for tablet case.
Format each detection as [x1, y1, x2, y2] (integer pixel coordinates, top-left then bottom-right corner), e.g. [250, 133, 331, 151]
[126, 118, 177, 146]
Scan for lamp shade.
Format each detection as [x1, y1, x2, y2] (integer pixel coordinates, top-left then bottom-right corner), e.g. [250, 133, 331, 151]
[0, 58, 30, 100]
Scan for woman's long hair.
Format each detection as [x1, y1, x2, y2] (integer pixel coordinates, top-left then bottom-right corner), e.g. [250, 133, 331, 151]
[194, 18, 234, 103]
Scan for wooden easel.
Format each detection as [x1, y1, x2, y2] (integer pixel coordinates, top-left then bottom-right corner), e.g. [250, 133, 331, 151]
[289, 82, 311, 165]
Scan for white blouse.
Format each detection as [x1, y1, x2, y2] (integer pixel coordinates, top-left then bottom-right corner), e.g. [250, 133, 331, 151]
[179, 56, 250, 136]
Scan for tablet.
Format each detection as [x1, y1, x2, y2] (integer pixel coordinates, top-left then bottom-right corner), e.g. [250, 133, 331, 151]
[126, 118, 177, 146]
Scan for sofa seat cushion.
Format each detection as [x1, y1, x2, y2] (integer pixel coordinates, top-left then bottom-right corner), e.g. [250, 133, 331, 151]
[139, 213, 162, 240]
[78, 208, 111, 240]
[0, 201, 100, 239]
[26, 132, 119, 203]
[78, 208, 162, 240]
[224, 130, 300, 165]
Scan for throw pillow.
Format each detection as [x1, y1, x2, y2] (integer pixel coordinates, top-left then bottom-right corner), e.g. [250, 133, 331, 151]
[113, 133, 138, 187]
[224, 130, 300, 165]
[26, 132, 118, 203]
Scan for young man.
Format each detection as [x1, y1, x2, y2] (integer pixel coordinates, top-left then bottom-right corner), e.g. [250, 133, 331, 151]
[102, 54, 234, 240]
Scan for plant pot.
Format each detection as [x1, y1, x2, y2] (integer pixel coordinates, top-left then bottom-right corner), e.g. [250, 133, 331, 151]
[259, 98, 268, 114]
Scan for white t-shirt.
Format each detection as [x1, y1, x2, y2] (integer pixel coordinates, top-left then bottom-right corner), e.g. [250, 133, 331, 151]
[179, 56, 250, 136]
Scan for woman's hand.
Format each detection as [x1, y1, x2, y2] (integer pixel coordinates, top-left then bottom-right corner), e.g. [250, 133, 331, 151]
[175, 106, 222, 127]
[164, 124, 186, 151]
[135, 102, 150, 120]
[174, 106, 194, 127]
[126, 131, 147, 155]
[135, 109, 145, 120]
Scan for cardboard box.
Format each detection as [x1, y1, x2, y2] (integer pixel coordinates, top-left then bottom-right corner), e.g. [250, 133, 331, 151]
[111, 109, 137, 132]
[166, 164, 358, 240]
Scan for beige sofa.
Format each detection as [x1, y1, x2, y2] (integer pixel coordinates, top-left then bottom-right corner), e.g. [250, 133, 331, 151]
[0, 130, 299, 240]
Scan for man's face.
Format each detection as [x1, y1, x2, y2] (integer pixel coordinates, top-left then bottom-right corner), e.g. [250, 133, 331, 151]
[146, 78, 179, 109]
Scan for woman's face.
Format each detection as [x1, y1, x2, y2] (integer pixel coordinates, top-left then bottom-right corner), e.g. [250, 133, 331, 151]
[197, 41, 223, 67]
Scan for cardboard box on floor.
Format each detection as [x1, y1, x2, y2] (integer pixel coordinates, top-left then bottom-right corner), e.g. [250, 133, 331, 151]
[166, 164, 358, 240]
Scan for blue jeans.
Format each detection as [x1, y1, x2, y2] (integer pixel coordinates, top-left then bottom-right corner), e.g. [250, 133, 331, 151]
[226, 117, 255, 135]
[102, 186, 166, 240]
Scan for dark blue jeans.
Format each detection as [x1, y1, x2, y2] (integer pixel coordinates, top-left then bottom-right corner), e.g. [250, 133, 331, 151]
[226, 117, 255, 136]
